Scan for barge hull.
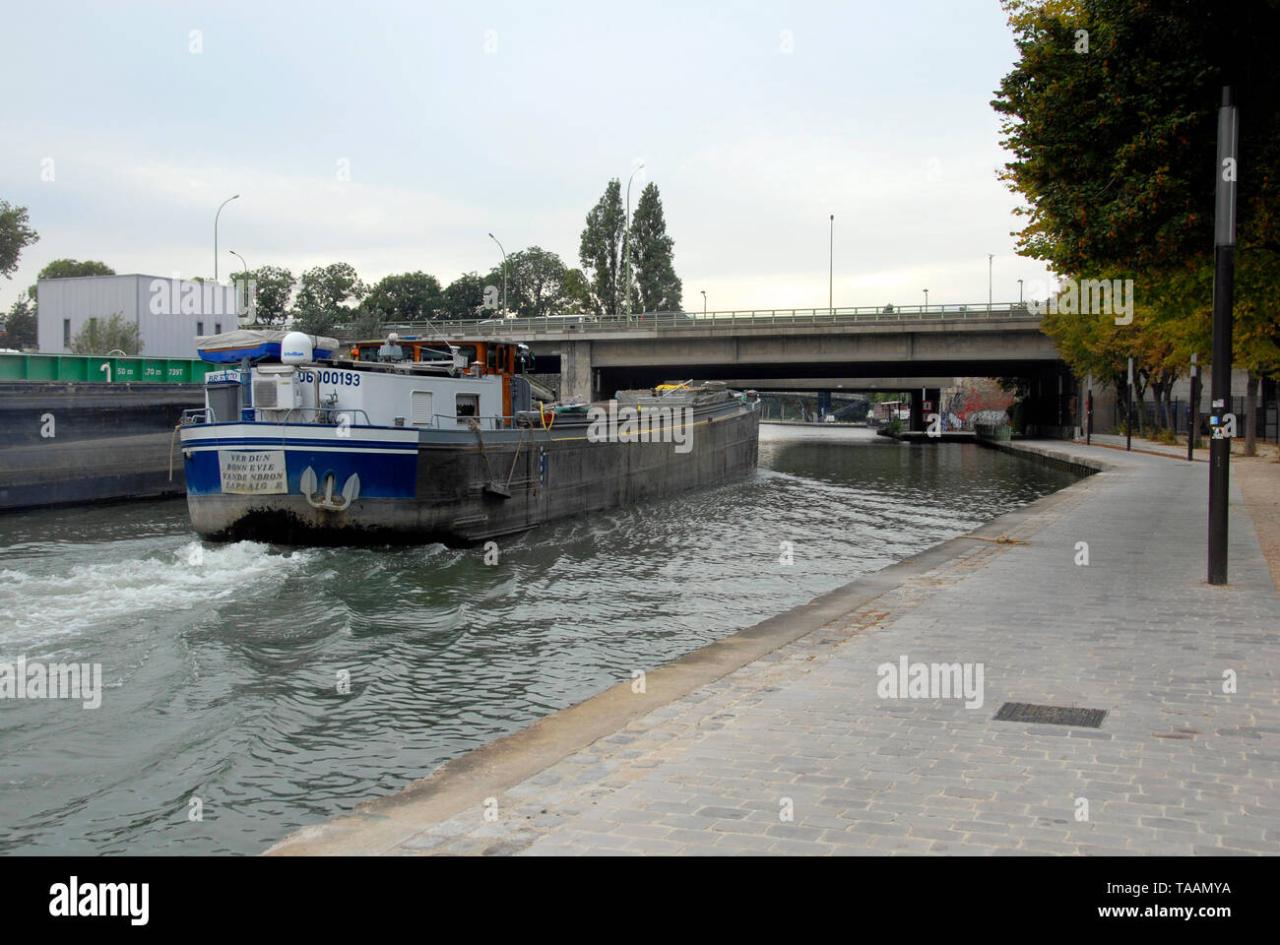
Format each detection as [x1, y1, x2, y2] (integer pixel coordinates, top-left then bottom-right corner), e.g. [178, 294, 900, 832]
[184, 403, 761, 545]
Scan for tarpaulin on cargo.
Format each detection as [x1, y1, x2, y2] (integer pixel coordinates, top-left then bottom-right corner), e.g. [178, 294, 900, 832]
[195, 330, 340, 364]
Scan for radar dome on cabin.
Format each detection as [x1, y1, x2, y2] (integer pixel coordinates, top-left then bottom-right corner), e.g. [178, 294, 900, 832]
[281, 332, 314, 364]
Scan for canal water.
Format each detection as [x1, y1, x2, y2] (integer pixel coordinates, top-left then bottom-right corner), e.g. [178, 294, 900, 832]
[0, 426, 1077, 854]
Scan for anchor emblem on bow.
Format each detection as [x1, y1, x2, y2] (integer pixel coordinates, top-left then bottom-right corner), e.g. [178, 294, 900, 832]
[300, 466, 361, 511]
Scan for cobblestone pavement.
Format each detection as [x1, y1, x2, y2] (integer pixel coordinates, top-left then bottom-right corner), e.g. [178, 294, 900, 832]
[373, 442, 1280, 855]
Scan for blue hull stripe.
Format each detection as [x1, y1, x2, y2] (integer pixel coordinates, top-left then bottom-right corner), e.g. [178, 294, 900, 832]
[184, 447, 417, 498]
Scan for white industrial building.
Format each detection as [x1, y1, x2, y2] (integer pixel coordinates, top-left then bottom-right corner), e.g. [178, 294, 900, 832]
[38, 274, 245, 358]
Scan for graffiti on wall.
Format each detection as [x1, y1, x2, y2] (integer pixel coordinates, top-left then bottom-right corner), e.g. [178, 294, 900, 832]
[941, 380, 1015, 431]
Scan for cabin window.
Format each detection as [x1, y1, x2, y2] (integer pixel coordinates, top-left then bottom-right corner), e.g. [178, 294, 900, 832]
[455, 393, 480, 419]
[197, 321, 204, 336]
[215, 321, 222, 334]
[486, 345, 497, 371]
[411, 391, 434, 426]
[63, 319, 71, 348]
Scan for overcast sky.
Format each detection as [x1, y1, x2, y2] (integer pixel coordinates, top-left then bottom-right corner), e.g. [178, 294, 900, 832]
[0, 0, 1054, 313]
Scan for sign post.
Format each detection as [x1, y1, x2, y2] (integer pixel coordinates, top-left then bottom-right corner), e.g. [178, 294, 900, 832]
[1085, 372, 1092, 446]
[1126, 357, 1134, 451]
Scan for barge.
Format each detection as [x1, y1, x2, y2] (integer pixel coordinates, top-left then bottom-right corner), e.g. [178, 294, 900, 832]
[179, 330, 761, 544]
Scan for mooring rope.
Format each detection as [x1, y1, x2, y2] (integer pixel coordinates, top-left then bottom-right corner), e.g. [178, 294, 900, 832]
[168, 423, 181, 482]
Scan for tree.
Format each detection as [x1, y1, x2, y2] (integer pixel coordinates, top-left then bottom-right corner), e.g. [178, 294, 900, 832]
[232, 265, 294, 325]
[360, 271, 444, 324]
[579, 180, 626, 316]
[441, 272, 485, 319]
[629, 183, 683, 312]
[4, 296, 36, 348]
[482, 246, 571, 318]
[562, 268, 594, 314]
[993, 0, 1280, 408]
[70, 313, 142, 355]
[0, 200, 38, 280]
[291, 263, 365, 335]
[37, 258, 114, 280]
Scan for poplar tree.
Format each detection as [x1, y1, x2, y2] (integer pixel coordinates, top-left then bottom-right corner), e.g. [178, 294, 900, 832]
[629, 183, 683, 313]
[578, 180, 625, 316]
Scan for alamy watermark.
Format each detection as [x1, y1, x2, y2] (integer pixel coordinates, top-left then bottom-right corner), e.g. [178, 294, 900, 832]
[49, 876, 148, 926]
[148, 277, 253, 317]
[0, 656, 103, 709]
[586, 400, 694, 454]
[876, 655, 984, 709]
[1026, 277, 1134, 325]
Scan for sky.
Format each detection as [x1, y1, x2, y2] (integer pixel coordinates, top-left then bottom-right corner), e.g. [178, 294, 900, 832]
[0, 0, 1054, 313]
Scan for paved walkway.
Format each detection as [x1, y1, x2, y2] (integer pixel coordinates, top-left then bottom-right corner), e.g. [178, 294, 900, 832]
[271, 440, 1280, 856]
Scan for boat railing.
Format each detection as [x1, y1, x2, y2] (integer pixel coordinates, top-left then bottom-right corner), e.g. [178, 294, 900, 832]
[432, 413, 522, 431]
[278, 406, 376, 427]
[428, 412, 566, 431]
[182, 407, 214, 424]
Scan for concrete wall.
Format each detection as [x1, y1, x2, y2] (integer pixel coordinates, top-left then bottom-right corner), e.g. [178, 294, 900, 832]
[38, 274, 242, 358]
[0, 382, 203, 510]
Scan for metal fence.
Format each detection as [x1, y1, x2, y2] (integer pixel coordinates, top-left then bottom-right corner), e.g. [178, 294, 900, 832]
[0, 351, 214, 384]
[1113, 396, 1279, 442]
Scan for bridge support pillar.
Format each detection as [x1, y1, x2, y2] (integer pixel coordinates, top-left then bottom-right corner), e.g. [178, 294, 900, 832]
[559, 341, 595, 404]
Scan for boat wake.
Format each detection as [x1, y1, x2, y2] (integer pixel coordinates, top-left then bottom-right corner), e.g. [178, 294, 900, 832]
[0, 540, 314, 655]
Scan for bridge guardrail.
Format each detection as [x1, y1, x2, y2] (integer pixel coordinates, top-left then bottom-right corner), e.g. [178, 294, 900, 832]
[375, 303, 1041, 340]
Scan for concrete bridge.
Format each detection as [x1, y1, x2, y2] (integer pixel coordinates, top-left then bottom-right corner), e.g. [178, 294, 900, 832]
[421, 302, 1057, 394]
[414, 302, 1075, 431]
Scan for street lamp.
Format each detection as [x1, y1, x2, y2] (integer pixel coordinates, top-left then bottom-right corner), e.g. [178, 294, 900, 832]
[829, 214, 835, 315]
[488, 232, 507, 315]
[923, 288, 929, 311]
[1017, 278, 1024, 305]
[228, 250, 251, 321]
[214, 194, 240, 281]
[700, 290, 707, 315]
[624, 164, 645, 319]
[987, 254, 994, 313]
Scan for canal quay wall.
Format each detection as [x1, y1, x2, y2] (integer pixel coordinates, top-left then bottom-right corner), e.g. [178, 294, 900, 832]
[0, 383, 201, 510]
[269, 437, 1280, 856]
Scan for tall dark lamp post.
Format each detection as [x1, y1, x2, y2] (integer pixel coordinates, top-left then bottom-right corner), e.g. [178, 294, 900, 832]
[1208, 87, 1238, 585]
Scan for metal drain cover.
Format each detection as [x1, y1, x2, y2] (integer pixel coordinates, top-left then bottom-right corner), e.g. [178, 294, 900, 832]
[994, 702, 1107, 728]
